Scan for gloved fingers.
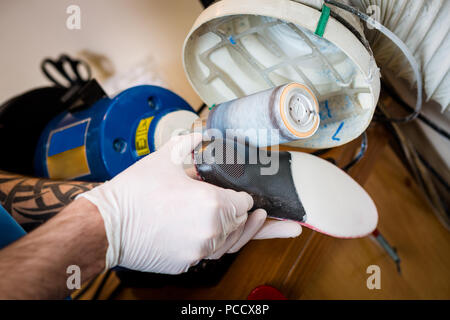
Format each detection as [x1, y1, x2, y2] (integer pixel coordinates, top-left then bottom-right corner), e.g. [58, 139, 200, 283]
[205, 209, 267, 259]
[206, 223, 245, 260]
[252, 219, 302, 240]
[184, 165, 201, 180]
[221, 188, 254, 218]
[213, 189, 253, 237]
[165, 132, 203, 166]
[227, 209, 267, 253]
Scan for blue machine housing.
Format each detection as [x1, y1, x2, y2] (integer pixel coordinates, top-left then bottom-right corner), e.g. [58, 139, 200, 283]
[34, 85, 196, 181]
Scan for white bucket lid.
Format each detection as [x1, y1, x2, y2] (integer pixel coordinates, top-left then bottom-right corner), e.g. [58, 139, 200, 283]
[183, 0, 380, 148]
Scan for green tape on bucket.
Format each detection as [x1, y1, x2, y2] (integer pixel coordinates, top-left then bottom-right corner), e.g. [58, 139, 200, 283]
[315, 5, 330, 37]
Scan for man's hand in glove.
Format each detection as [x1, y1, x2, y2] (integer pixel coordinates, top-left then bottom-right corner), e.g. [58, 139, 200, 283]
[80, 133, 302, 274]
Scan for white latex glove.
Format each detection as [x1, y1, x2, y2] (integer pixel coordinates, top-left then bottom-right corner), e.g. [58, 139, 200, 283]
[79, 133, 301, 274]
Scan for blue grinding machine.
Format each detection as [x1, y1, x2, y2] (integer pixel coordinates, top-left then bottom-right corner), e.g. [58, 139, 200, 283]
[34, 85, 198, 182]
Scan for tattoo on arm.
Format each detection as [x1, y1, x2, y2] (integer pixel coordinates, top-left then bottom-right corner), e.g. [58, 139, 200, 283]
[0, 171, 100, 231]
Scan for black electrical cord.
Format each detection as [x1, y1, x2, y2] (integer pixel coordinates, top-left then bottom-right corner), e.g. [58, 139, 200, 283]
[199, 0, 215, 9]
[380, 83, 450, 140]
[328, 8, 372, 53]
[197, 103, 207, 115]
[410, 110, 449, 141]
[312, 148, 332, 157]
[342, 131, 368, 172]
[311, 131, 368, 171]
[381, 111, 449, 225]
[374, 96, 449, 192]
[326, 157, 337, 165]
[416, 152, 450, 192]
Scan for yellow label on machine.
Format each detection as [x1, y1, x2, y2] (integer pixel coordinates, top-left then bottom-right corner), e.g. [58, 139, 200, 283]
[135, 116, 153, 157]
[46, 119, 91, 180]
[47, 146, 90, 180]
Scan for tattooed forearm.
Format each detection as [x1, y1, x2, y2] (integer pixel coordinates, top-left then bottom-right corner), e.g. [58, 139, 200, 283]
[0, 170, 100, 232]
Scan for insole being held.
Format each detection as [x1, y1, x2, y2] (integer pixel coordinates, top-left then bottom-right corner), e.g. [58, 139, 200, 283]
[193, 139, 378, 238]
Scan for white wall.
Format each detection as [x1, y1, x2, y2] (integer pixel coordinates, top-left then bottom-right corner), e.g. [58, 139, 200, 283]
[0, 0, 203, 108]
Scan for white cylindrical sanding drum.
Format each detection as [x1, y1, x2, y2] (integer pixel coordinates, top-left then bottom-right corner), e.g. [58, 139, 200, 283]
[206, 82, 320, 147]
